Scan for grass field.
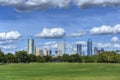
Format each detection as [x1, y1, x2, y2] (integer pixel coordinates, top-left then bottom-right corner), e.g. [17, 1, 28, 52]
[0, 63, 120, 80]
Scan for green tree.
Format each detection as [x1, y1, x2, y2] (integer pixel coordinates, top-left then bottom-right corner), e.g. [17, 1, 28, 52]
[15, 50, 29, 63]
[0, 50, 4, 62]
[5, 53, 15, 63]
[115, 54, 120, 63]
[44, 55, 53, 62]
[98, 51, 116, 63]
[83, 56, 94, 63]
[36, 56, 45, 63]
[62, 54, 70, 62]
[29, 54, 36, 62]
[69, 54, 82, 62]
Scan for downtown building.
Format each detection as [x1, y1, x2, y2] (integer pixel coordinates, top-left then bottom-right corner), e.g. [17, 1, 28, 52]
[48, 50, 52, 56]
[87, 39, 92, 56]
[57, 42, 65, 56]
[36, 48, 43, 56]
[28, 38, 35, 54]
[77, 44, 82, 55]
[43, 48, 48, 56]
[94, 47, 104, 55]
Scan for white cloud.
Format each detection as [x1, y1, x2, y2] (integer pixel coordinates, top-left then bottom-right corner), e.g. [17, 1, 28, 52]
[44, 41, 56, 45]
[69, 31, 85, 37]
[113, 44, 120, 48]
[74, 41, 86, 46]
[0, 0, 23, 5]
[0, 0, 72, 12]
[111, 37, 119, 43]
[0, 31, 21, 40]
[1, 0, 120, 12]
[95, 42, 112, 48]
[0, 40, 14, 45]
[113, 24, 120, 34]
[35, 27, 65, 38]
[90, 24, 120, 35]
[0, 31, 21, 50]
[74, 0, 120, 8]
[0, 45, 16, 50]
[44, 41, 58, 49]
[95, 42, 120, 48]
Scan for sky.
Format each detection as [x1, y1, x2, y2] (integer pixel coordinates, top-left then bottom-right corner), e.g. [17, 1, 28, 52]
[0, 0, 120, 54]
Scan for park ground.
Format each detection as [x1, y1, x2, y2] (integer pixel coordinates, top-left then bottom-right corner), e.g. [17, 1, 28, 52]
[0, 63, 120, 80]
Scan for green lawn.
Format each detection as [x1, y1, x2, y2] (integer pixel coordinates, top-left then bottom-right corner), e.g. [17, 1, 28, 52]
[0, 63, 120, 80]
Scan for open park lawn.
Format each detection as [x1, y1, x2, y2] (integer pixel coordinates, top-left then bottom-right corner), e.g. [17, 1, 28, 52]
[0, 63, 120, 80]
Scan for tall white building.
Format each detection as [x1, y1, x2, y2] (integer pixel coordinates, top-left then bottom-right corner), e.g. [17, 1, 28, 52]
[28, 38, 35, 54]
[44, 48, 48, 56]
[57, 42, 65, 56]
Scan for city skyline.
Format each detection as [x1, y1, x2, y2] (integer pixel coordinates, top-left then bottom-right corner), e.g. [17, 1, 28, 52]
[0, 0, 120, 54]
[27, 38, 91, 56]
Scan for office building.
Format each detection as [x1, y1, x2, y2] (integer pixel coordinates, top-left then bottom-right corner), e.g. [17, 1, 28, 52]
[57, 42, 65, 56]
[87, 39, 92, 56]
[57, 50, 63, 56]
[94, 47, 98, 55]
[44, 48, 48, 56]
[28, 38, 35, 54]
[94, 47, 104, 55]
[36, 48, 43, 56]
[77, 44, 82, 55]
[34, 47, 36, 55]
[48, 50, 52, 56]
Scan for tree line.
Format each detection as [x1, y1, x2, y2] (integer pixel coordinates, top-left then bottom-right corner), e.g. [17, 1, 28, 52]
[0, 50, 120, 63]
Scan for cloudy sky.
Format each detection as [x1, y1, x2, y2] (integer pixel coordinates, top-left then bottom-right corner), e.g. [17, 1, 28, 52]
[0, 0, 120, 54]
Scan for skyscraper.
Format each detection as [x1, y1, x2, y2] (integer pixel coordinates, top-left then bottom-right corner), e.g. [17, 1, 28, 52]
[44, 48, 48, 56]
[77, 44, 82, 55]
[57, 42, 65, 56]
[48, 50, 52, 56]
[87, 39, 92, 56]
[28, 38, 35, 54]
[94, 47, 98, 55]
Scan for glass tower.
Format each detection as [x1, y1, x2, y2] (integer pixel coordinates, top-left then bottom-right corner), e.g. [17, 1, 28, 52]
[77, 44, 82, 55]
[28, 38, 34, 54]
[87, 39, 92, 56]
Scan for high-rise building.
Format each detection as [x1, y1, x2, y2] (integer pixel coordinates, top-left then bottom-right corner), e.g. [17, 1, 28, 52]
[28, 38, 35, 54]
[57, 50, 63, 56]
[94, 47, 104, 55]
[36, 48, 42, 56]
[44, 48, 48, 56]
[94, 47, 98, 55]
[34, 47, 36, 55]
[48, 50, 52, 56]
[36, 48, 40, 56]
[77, 44, 82, 55]
[87, 39, 92, 56]
[57, 42, 65, 56]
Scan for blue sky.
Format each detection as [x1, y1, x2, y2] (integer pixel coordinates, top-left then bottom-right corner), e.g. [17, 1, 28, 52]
[0, 0, 120, 54]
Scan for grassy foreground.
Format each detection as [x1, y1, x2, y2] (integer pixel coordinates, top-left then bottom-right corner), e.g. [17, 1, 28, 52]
[0, 63, 120, 80]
